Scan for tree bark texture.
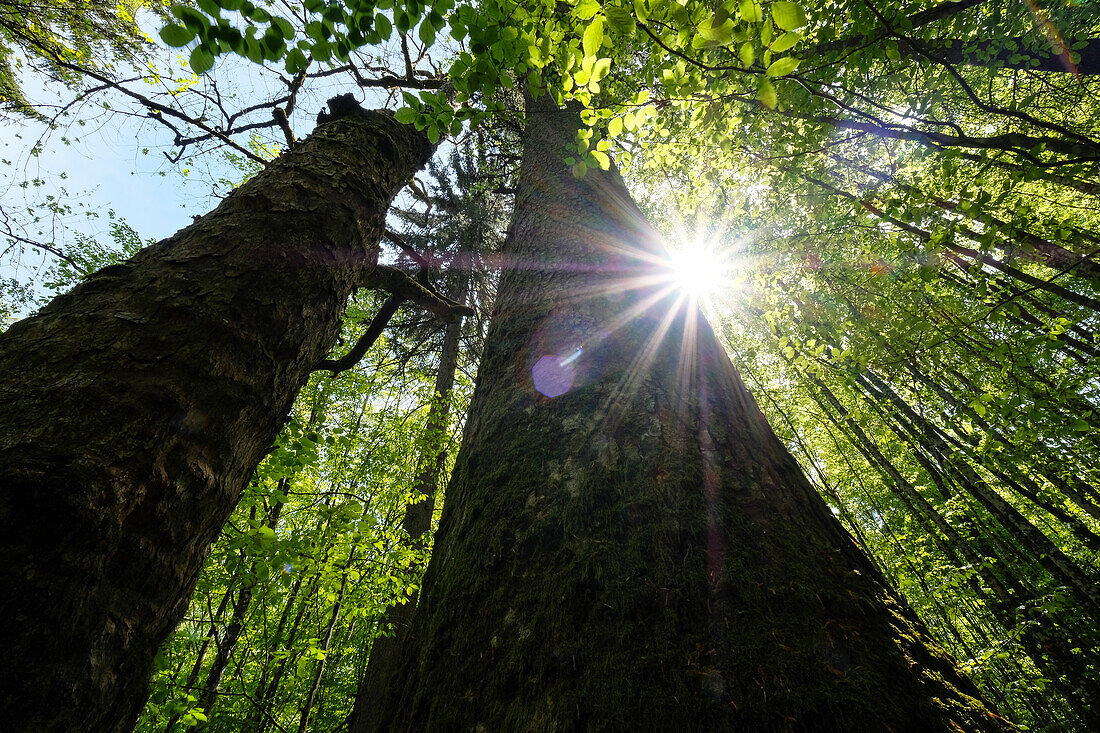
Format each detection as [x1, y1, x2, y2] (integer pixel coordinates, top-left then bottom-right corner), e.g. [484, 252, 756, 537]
[375, 101, 1013, 732]
[0, 104, 431, 733]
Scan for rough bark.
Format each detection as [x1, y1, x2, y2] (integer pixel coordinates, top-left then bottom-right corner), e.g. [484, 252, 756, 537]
[374, 101, 1012, 731]
[0, 102, 431, 732]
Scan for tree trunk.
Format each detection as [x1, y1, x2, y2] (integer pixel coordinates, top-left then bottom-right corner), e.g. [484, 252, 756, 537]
[0, 101, 431, 733]
[190, 499, 285, 728]
[296, 548, 355, 733]
[374, 100, 1010, 731]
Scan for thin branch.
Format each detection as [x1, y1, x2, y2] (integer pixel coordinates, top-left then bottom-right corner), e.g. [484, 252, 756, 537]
[314, 294, 405, 375]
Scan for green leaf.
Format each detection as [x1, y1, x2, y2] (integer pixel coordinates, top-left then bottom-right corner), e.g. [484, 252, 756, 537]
[244, 4, 270, 22]
[159, 23, 195, 47]
[572, 160, 588, 178]
[608, 115, 623, 136]
[770, 31, 800, 52]
[375, 12, 392, 38]
[427, 123, 440, 144]
[244, 37, 263, 62]
[699, 20, 735, 45]
[766, 56, 799, 76]
[739, 41, 754, 67]
[285, 47, 308, 74]
[757, 76, 777, 108]
[395, 106, 417, 124]
[583, 17, 604, 59]
[172, 5, 210, 32]
[591, 149, 610, 170]
[189, 46, 215, 74]
[419, 20, 436, 46]
[271, 16, 295, 40]
[591, 57, 611, 81]
[605, 5, 635, 35]
[311, 39, 332, 62]
[195, 0, 219, 17]
[739, 0, 763, 23]
[573, 0, 600, 20]
[771, 1, 807, 31]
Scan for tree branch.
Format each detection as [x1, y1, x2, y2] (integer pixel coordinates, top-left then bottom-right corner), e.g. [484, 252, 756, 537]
[314, 294, 405, 375]
[370, 265, 474, 319]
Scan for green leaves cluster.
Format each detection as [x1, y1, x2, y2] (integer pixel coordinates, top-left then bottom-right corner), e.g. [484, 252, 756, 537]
[159, 0, 454, 76]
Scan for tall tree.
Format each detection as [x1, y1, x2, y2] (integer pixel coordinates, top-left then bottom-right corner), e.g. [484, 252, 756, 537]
[0, 100, 431, 733]
[375, 99, 1011, 731]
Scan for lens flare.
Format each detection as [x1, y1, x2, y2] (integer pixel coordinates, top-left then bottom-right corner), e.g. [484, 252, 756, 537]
[664, 238, 738, 305]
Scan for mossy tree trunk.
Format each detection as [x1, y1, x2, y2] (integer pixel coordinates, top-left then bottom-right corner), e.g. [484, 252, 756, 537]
[375, 101, 1013, 732]
[0, 104, 430, 733]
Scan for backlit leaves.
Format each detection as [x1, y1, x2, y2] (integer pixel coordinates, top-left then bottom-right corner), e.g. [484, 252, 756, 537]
[740, 0, 763, 23]
[766, 56, 799, 76]
[583, 16, 604, 60]
[771, 1, 807, 31]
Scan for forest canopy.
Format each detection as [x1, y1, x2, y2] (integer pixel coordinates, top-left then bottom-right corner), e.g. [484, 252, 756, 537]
[1, 0, 1098, 730]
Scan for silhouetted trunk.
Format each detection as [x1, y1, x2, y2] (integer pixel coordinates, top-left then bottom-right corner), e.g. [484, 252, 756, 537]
[0, 102, 431, 733]
[374, 100, 1011, 731]
[246, 573, 315, 733]
[853, 371, 1100, 618]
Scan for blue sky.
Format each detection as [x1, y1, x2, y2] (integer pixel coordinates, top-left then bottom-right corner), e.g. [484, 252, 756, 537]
[0, 36, 391, 306]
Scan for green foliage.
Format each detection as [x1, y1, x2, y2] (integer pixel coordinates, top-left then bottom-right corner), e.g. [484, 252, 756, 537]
[138, 350, 469, 731]
[0, 0, 167, 117]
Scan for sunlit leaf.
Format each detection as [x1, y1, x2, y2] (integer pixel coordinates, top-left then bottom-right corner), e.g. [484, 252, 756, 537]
[757, 76, 777, 107]
[739, 41, 754, 67]
[770, 32, 800, 52]
[739, 0, 763, 23]
[766, 56, 799, 76]
[771, 1, 807, 31]
[583, 17, 605, 59]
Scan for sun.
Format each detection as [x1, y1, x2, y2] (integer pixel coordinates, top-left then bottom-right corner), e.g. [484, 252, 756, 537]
[663, 237, 738, 304]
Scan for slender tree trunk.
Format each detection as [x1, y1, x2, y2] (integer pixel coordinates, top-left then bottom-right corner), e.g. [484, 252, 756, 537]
[348, 295, 465, 733]
[190, 499, 285, 728]
[246, 572, 313, 733]
[853, 371, 1100, 617]
[296, 548, 356, 733]
[374, 100, 1011, 731]
[0, 101, 431, 733]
